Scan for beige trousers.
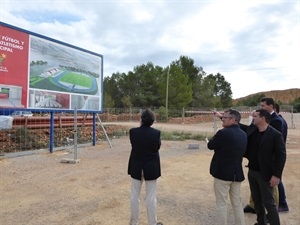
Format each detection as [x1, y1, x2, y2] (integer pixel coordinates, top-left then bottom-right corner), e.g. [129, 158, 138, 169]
[130, 178, 157, 225]
[214, 178, 246, 225]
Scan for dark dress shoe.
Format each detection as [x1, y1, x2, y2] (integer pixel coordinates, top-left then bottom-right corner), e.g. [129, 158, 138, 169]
[157, 223, 163, 225]
[278, 205, 289, 212]
[244, 204, 256, 213]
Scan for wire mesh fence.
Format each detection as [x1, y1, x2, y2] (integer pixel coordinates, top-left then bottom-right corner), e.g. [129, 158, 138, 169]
[0, 106, 296, 154]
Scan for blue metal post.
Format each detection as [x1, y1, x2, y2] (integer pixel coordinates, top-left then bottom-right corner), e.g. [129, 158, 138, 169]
[49, 112, 54, 153]
[92, 113, 96, 146]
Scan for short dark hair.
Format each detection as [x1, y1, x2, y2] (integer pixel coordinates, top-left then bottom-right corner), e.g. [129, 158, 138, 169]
[224, 108, 241, 122]
[274, 103, 280, 113]
[256, 109, 271, 124]
[141, 109, 155, 126]
[260, 97, 275, 107]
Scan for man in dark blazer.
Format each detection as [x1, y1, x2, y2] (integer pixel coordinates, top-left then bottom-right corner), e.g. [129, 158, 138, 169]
[274, 103, 288, 143]
[259, 98, 288, 213]
[207, 109, 247, 225]
[128, 109, 163, 225]
[260, 97, 284, 135]
[244, 97, 285, 213]
[274, 103, 289, 212]
[244, 109, 286, 225]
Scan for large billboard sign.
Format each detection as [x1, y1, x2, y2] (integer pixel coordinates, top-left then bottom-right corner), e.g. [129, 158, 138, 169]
[0, 22, 103, 112]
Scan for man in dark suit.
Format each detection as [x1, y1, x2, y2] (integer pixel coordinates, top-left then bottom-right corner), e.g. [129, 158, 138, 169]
[244, 97, 285, 213]
[208, 109, 247, 225]
[245, 109, 286, 225]
[274, 103, 289, 212]
[260, 97, 284, 134]
[128, 109, 163, 225]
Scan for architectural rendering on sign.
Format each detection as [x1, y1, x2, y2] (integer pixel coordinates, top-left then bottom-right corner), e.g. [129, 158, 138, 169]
[0, 22, 103, 112]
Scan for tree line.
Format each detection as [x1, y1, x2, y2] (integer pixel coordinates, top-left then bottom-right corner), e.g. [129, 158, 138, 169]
[103, 55, 300, 112]
[104, 56, 232, 109]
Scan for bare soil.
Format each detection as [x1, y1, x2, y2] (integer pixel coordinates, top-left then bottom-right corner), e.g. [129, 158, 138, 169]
[0, 117, 299, 225]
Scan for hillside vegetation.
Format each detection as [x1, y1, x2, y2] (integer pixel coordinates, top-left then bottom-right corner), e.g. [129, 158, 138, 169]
[233, 88, 300, 105]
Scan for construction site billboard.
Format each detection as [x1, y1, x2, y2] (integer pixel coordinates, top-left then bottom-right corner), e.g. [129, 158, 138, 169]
[0, 22, 103, 112]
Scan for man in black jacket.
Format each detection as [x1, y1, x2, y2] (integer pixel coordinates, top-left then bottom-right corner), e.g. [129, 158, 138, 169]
[128, 109, 163, 225]
[274, 103, 289, 212]
[245, 109, 286, 225]
[207, 109, 247, 225]
[244, 97, 285, 213]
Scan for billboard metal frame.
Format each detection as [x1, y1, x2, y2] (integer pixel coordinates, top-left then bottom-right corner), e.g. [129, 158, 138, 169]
[0, 21, 104, 114]
[1, 22, 107, 152]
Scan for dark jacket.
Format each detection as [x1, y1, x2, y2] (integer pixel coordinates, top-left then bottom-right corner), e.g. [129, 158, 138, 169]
[240, 112, 284, 135]
[240, 112, 285, 143]
[207, 124, 247, 182]
[270, 112, 284, 135]
[278, 114, 288, 143]
[244, 125, 286, 181]
[128, 125, 161, 180]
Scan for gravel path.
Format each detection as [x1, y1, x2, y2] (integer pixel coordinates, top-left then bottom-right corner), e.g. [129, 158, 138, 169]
[1, 115, 299, 225]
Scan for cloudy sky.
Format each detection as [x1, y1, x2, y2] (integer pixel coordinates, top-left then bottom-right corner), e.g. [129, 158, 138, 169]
[1, 0, 299, 99]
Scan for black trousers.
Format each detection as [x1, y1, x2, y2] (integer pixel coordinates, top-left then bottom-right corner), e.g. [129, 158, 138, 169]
[278, 179, 287, 207]
[248, 169, 280, 225]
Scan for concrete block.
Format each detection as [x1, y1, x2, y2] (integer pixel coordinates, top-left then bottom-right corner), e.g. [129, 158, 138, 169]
[61, 158, 80, 164]
[188, 143, 200, 149]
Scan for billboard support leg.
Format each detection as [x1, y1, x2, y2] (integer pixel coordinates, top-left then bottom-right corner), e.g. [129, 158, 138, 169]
[50, 112, 54, 153]
[96, 113, 112, 148]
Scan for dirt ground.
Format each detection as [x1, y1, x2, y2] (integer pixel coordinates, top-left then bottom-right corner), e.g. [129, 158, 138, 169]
[0, 116, 299, 225]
